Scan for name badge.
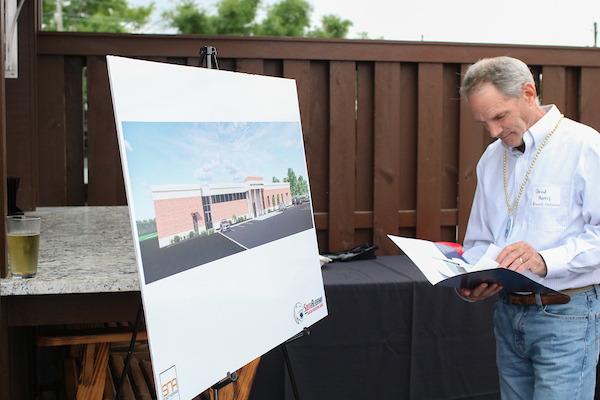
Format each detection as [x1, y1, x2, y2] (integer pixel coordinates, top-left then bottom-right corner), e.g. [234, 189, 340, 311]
[532, 187, 561, 207]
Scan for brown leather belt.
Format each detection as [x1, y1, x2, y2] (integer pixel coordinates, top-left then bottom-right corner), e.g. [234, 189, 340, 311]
[507, 292, 570, 306]
[506, 285, 597, 306]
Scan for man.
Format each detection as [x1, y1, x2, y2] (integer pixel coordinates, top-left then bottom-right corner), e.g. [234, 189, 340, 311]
[458, 56, 600, 399]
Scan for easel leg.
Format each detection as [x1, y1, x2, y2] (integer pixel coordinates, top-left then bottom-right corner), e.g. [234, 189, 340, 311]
[282, 343, 301, 400]
[282, 327, 310, 400]
[211, 371, 238, 400]
[115, 303, 144, 400]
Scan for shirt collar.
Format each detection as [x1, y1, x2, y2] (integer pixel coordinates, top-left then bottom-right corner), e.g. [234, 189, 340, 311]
[502, 105, 561, 156]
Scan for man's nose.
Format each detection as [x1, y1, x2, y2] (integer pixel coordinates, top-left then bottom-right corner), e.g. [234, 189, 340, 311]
[486, 122, 503, 138]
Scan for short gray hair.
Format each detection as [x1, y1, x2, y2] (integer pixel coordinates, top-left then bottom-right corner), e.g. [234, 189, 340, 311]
[459, 56, 535, 101]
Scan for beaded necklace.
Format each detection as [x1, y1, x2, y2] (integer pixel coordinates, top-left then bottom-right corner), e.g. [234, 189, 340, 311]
[503, 114, 564, 238]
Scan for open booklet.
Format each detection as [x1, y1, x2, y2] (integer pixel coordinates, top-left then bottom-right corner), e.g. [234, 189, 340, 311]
[388, 235, 561, 294]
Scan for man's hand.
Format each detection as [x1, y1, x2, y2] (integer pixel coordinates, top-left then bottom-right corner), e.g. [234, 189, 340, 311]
[496, 241, 547, 277]
[457, 283, 502, 302]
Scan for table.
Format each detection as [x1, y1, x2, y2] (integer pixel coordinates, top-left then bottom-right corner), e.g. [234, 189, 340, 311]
[2, 206, 501, 400]
[1, 207, 142, 400]
[249, 256, 501, 400]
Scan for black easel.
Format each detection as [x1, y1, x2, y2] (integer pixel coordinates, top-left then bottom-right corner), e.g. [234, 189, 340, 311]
[116, 45, 222, 400]
[116, 48, 309, 400]
[115, 303, 144, 400]
[282, 327, 310, 400]
[199, 46, 219, 70]
[196, 45, 241, 400]
[211, 371, 238, 400]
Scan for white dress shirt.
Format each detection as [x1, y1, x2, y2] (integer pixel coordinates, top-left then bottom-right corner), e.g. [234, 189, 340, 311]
[462, 105, 600, 291]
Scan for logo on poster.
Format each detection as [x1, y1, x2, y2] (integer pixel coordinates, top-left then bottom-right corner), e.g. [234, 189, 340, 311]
[294, 302, 304, 324]
[160, 365, 180, 400]
[294, 297, 324, 324]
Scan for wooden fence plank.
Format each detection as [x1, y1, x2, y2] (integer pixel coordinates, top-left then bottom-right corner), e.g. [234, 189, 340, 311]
[328, 61, 356, 252]
[541, 66, 566, 111]
[236, 58, 263, 75]
[457, 64, 488, 244]
[373, 62, 401, 254]
[86, 55, 126, 206]
[264, 59, 283, 77]
[398, 63, 418, 238]
[580, 67, 600, 132]
[416, 63, 444, 241]
[564, 67, 580, 121]
[440, 64, 461, 242]
[355, 62, 375, 246]
[306, 61, 330, 250]
[65, 56, 86, 206]
[0, 0, 7, 278]
[283, 59, 321, 239]
[283, 60, 310, 142]
[6, 0, 37, 212]
[37, 55, 67, 206]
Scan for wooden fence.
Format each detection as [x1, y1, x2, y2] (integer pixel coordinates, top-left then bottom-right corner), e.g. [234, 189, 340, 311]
[8, 29, 600, 261]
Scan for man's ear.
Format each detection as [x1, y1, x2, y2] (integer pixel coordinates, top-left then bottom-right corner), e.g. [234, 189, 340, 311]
[521, 82, 538, 105]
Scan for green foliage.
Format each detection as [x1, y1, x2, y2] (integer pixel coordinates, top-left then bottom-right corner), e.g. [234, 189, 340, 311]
[283, 167, 297, 196]
[162, 0, 215, 34]
[164, 0, 324, 38]
[136, 219, 157, 236]
[213, 0, 260, 35]
[355, 31, 384, 40]
[285, 167, 308, 197]
[163, 0, 259, 35]
[308, 14, 353, 38]
[272, 176, 280, 182]
[42, 0, 154, 33]
[255, 0, 312, 37]
[297, 175, 309, 195]
[42, 0, 363, 38]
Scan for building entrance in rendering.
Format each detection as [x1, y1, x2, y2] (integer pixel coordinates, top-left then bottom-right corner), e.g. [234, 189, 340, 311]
[202, 196, 213, 230]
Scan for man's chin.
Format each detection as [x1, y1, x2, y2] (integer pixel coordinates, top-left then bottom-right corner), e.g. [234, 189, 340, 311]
[499, 135, 520, 148]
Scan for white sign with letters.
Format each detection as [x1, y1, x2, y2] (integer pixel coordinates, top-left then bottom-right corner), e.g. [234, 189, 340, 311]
[107, 56, 327, 399]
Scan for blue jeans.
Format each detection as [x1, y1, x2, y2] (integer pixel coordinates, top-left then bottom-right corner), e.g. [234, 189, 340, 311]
[495, 286, 600, 400]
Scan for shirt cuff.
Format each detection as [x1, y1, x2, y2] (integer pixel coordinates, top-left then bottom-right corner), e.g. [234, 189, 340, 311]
[539, 247, 569, 279]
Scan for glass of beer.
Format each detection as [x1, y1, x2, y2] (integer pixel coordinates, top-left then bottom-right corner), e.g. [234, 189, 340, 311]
[6, 216, 41, 278]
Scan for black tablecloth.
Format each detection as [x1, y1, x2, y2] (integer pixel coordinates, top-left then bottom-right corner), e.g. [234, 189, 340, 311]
[249, 255, 500, 400]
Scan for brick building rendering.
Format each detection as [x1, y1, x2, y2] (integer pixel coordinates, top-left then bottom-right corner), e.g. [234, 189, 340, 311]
[152, 177, 291, 247]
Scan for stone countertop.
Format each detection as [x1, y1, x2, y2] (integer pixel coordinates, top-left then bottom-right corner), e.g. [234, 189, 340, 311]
[1, 206, 140, 296]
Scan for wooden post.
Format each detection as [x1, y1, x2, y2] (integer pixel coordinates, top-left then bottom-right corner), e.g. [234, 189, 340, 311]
[1, 0, 9, 278]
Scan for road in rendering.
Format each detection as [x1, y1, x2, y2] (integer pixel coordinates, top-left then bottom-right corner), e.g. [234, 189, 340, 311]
[221, 202, 313, 249]
[139, 202, 314, 284]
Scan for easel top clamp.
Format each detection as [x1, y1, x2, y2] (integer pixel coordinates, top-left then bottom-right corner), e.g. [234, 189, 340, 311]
[199, 46, 219, 70]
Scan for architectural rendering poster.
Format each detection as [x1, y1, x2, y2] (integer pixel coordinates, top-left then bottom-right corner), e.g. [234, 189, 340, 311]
[107, 56, 327, 399]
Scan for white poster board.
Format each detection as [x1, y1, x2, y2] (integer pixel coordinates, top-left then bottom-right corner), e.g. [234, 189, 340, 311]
[107, 56, 327, 400]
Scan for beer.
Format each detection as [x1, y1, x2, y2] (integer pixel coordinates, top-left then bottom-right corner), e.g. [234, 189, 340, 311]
[7, 233, 40, 278]
[6, 215, 41, 278]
